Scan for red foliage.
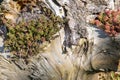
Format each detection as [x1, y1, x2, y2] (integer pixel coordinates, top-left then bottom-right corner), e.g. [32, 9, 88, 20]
[105, 9, 111, 16]
[91, 9, 120, 37]
[105, 24, 110, 31]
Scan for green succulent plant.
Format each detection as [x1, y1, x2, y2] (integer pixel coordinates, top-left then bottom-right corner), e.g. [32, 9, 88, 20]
[110, 72, 120, 80]
[1, 6, 65, 58]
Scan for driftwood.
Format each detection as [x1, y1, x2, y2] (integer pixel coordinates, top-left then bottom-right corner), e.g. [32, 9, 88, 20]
[0, 0, 120, 80]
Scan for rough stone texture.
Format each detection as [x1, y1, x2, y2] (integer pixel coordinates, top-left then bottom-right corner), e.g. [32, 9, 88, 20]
[0, 0, 120, 80]
[0, 56, 30, 80]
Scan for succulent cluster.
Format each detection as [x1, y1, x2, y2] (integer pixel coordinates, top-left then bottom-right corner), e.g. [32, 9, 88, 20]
[0, 6, 65, 57]
[91, 9, 120, 36]
[111, 72, 120, 80]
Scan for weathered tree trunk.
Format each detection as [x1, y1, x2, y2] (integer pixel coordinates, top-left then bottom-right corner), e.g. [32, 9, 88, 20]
[0, 0, 120, 80]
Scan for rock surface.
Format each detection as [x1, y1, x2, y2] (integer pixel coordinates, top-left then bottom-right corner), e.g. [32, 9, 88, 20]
[0, 0, 120, 80]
